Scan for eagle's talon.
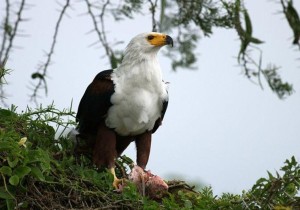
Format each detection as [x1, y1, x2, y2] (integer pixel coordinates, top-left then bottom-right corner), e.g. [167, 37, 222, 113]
[112, 177, 123, 189]
[109, 168, 125, 190]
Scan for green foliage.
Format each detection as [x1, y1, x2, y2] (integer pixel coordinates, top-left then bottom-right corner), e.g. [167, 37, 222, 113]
[159, 0, 295, 99]
[232, 0, 264, 60]
[222, 0, 294, 99]
[112, 0, 144, 20]
[0, 108, 54, 208]
[281, 0, 300, 45]
[0, 66, 9, 84]
[262, 65, 294, 99]
[0, 63, 11, 99]
[0, 106, 299, 209]
[161, 0, 234, 70]
[248, 156, 300, 209]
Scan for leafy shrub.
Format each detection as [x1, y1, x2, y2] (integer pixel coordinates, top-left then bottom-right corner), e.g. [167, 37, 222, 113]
[0, 105, 299, 209]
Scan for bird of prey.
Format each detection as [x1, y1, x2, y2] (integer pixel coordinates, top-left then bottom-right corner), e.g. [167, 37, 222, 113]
[76, 32, 173, 188]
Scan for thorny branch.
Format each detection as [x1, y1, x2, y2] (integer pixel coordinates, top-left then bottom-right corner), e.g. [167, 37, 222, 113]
[227, 0, 293, 99]
[29, 0, 70, 105]
[0, 60, 10, 106]
[0, 0, 299, 104]
[85, 0, 116, 68]
[148, 0, 158, 32]
[0, 0, 26, 105]
[0, 0, 10, 64]
[0, 0, 26, 66]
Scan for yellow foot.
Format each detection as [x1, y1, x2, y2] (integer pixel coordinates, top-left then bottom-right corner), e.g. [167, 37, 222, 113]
[109, 167, 123, 189]
[112, 177, 123, 189]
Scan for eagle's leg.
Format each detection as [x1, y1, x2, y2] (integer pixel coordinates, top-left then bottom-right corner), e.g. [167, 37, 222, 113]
[109, 167, 123, 189]
[116, 136, 133, 156]
[135, 131, 152, 169]
[93, 123, 121, 189]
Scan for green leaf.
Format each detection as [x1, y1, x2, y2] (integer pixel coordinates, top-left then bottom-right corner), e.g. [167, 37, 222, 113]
[249, 37, 264, 44]
[9, 175, 19, 186]
[286, 183, 296, 195]
[30, 166, 45, 181]
[267, 171, 275, 180]
[0, 166, 12, 176]
[0, 109, 16, 118]
[184, 199, 193, 209]
[0, 187, 14, 199]
[254, 177, 267, 187]
[0, 142, 13, 151]
[243, 9, 252, 37]
[291, 156, 296, 166]
[7, 157, 19, 168]
[6, 199, 15, 210]
[13, 166, 31, 179]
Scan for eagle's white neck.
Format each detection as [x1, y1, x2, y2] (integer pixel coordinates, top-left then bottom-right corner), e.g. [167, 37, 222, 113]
[107, 44, 168, 136]
[114, 45, 163, 83]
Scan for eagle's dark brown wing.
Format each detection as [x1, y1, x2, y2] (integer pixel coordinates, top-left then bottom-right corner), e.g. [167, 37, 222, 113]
[76, 69, 114, 135]
[152, 99, 168, 133]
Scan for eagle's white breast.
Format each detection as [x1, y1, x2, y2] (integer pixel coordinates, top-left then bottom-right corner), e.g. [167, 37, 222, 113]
[105, 56, 168, 136]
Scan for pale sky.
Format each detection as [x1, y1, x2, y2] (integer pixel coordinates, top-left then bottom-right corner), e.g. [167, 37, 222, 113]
[2, 1, 300, 195]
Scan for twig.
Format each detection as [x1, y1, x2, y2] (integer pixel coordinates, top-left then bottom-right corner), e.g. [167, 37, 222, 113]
[0, 0, 26, 66]
[168, 180, 197, 193]
[1, 173, 16, 201]
[0, 0, 27, 105]
[32, 181, 43, 196]
[148, 0, 158, 32]
[30, 0, 70, 104]
[85, 0, 113, 66]
[243, 47, 264, 90]
[0, 0, 10, 63]
[0, 59, 10, 106]
[99, 0, 110, 55]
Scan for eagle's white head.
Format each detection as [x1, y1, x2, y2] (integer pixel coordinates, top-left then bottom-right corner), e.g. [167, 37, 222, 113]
[120, 32, 173, 65]
[126, 32, 173, 52]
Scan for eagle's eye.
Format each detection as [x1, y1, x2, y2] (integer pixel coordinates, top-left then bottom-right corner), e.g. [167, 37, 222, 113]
[147, 35, 155, 40]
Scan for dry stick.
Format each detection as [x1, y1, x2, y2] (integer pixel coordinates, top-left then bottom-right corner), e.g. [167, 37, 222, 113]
[148, 0, 158, 32]
[0, 0, 10, 63]
[85, 0, 113, 64]
[30, 0, 70, 103]
[1, 0, 26, 64]
[99, 0, 111, 55]
[0, 0, 26, 105]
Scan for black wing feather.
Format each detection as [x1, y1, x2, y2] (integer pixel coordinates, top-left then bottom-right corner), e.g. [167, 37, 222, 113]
[76, 69, 114, 135]
[152, 95, 168, 133]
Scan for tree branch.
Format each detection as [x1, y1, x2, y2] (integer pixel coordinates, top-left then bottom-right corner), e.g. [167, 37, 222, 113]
[0, 0, 10, 63]
[30, 0, 70, 104]
[0, 0, 27, 105]
[85, 0, 113, 65]
[0, 0, 26, 66]
[148, 0, 158, 32]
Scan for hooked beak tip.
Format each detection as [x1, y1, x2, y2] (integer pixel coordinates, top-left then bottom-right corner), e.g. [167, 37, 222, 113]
[166, 35, 173, 47]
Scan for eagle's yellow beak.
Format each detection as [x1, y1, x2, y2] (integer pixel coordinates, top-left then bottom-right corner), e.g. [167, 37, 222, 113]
[147, 33, 173, 47]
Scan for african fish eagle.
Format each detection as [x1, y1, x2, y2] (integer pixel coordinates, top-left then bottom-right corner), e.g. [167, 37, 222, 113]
[76, 32, 173, 188]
